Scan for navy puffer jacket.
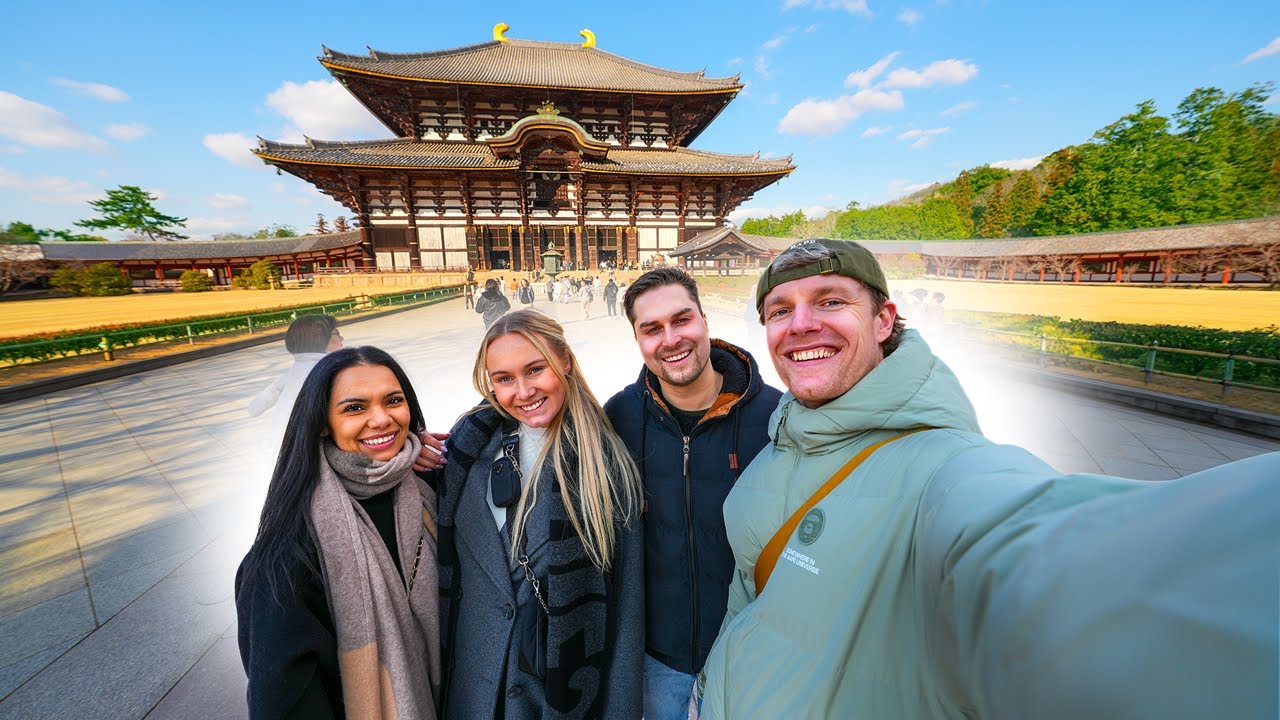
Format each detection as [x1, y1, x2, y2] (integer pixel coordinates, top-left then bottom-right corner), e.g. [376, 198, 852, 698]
[604, 340, 781, 675]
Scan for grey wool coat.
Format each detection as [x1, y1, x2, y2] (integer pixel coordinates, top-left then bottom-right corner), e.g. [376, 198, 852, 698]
[437, 408, 644, 720]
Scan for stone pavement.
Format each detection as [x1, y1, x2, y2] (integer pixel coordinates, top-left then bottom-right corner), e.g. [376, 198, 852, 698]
[1, 295, 1276, 719]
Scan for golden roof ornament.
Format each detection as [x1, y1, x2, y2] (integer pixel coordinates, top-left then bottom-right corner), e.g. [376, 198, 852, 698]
[580, 29, 596, 48]
[493, 23, 510, 43]
[538, 100, 560, 117]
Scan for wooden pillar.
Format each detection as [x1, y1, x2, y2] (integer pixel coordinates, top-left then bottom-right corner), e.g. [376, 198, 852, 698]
[154, 265, 163, 280]
[1073, 265, 1081, 283]
[625, 226, 638, 266]
[358, 213, 374, 269]
[466, 225, 481, 270]
[1115, 258, 1124, 283]
[1039, 268, 1045, 282]
[1222, 265, 1232, 284]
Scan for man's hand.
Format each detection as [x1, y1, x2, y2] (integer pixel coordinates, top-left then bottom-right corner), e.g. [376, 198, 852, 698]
[413, 432, 449, 472]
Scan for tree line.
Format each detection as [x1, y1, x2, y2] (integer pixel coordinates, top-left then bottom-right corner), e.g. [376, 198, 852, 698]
[742, 84, 1279, 241]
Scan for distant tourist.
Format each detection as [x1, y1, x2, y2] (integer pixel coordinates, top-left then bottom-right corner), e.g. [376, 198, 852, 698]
[475, 278, 511, 328]
[580, 277, 595, 319]
[603, 278, 619, 318]
[518, 278, 535, 306]
[248, 314, 343, 457]
[236, 347, 441, 719]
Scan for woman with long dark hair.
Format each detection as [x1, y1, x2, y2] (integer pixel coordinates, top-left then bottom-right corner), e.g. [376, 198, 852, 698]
[236, 346, 441, 719]
[433, 308, 644, 719]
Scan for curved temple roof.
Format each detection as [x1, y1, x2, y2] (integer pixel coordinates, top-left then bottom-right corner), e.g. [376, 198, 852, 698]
[256, 138, 795, 177]
[321, 39, 742, 94]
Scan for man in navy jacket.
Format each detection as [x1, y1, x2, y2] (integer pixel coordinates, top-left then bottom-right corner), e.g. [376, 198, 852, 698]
[604, 268, 782, 720]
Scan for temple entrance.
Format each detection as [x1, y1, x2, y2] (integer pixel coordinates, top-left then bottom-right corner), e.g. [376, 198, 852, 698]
[488, 250, 511, 269]
[597, 250, 618, 268]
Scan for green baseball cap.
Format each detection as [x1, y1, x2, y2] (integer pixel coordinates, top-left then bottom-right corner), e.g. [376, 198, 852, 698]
[755, 238, 889, 311]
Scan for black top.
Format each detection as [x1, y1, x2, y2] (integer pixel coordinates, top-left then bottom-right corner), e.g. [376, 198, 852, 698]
[235, 487, 400, 719]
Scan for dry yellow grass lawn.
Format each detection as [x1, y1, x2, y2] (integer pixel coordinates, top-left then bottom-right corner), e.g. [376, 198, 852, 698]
[0, 287, 375, 339]
[890, 279, 1279, 332]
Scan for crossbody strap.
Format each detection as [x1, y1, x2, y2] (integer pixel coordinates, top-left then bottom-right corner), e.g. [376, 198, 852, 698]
[754, 428, 931, 594]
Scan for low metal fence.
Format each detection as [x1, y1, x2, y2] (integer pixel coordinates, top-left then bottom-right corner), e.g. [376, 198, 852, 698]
[968, 327, 1280, 397]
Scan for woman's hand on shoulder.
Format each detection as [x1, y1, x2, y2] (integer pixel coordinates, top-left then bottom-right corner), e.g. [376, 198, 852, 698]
[413, 431, 450, 471]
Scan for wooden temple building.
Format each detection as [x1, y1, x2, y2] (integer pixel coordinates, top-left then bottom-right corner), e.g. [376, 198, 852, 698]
[254, 26, 795, 272]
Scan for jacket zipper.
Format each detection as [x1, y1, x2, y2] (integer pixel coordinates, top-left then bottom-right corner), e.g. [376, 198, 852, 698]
[683, 433, 700, 669]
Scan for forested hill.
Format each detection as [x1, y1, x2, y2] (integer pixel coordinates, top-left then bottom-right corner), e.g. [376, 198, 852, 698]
[743, 84, 1279, 241]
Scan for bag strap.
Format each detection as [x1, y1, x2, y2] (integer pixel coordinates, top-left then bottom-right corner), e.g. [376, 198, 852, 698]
[754, 427, 931, 594]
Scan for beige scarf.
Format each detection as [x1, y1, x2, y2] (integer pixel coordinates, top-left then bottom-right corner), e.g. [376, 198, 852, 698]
[311, 433, 441, 720]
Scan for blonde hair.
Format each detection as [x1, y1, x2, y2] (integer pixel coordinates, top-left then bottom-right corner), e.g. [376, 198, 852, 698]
[472, 308, 642, 570]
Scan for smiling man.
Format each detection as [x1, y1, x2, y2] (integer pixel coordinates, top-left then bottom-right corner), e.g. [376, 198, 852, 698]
[697, 239, 1278, 719]
[603, 267, 781, 720]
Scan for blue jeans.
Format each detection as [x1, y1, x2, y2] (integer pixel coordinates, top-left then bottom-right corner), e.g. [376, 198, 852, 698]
[644, 654, 696, 720]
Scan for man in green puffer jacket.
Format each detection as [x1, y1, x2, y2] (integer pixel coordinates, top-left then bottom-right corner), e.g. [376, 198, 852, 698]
[698, 239, 1278, 720]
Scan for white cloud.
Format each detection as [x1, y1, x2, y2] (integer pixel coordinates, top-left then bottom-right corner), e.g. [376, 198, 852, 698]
[104, 123, 149, 141]
[754, 55, 772, 78]
[0, 145, 26, 155]
[778, 88, 904, 136]
[805, 23, 820, 32]
[0, 91, 110, 152]
[266, 79, 389, 140]
[271, 182, 287, 193]
[763, 36, 787, 50]
[764, 93, 780, 105]
[727, 56, 744, 66]
[1242, 36, 1280, 64]
[897, 8, 922, 24]
[203, 132, 262, 169]
[883, 59, 978, 88]
[991, 155, 1046, 171]
[940, 100, 977, 116]
[887, 179, 936, 196]
[861, 125, 892, 138]
[783, 0, 872, 16]
[51, 78, 129, 103]
[207, 193, 251, 209]
[845, 51, 900, 89]
[0, 166, 101, 205]
[896, 126, 950, 148]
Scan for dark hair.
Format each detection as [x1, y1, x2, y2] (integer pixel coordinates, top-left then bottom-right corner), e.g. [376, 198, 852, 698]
[622, 267, 702, 325]
[283, 314, 338, 354]
[485, 278, 498, 291]
[243, 346, 425, 600]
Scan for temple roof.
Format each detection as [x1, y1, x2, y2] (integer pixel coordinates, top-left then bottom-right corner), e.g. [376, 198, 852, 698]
[670, 225, 797, 257]
[255, 138, 795, 177]
[38, 231, 363, 262]
[321, 40, 742, 94]
[920, 216, 1280, 257]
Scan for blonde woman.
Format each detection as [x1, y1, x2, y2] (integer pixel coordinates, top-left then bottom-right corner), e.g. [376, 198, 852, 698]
[431, 308, 643, 719]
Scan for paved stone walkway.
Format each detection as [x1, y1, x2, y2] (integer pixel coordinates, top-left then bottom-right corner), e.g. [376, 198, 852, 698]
[1, 296, 1276, 719]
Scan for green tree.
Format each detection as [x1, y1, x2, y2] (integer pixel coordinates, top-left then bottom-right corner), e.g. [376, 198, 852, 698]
[313, 213, 330, 234]
[59, 263, 132, 296]
[76, 185, 188, 241]
[1, 222, 44, 244]
[918, 197, 969, 238]
[742, 210, 807, 237]
[1174, 84, 1279, 222]
[1005, 172, 1041, 235]
[249, 259, 283, 289]
[948, 171, 975, 236]
[965, 166, 1014, 195]
[333, 215, 350, 232]
[977, 183, 1011, 238]
[253, 224, 298, 239]
[1029, 148, 1092, 235]
[179, 270, 214, 292]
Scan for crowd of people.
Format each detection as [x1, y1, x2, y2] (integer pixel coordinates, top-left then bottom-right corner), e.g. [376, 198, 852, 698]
[238, 243, 1278, 720]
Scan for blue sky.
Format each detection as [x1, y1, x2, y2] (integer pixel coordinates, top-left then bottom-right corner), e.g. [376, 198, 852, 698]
[3, 1, 1277, 239]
